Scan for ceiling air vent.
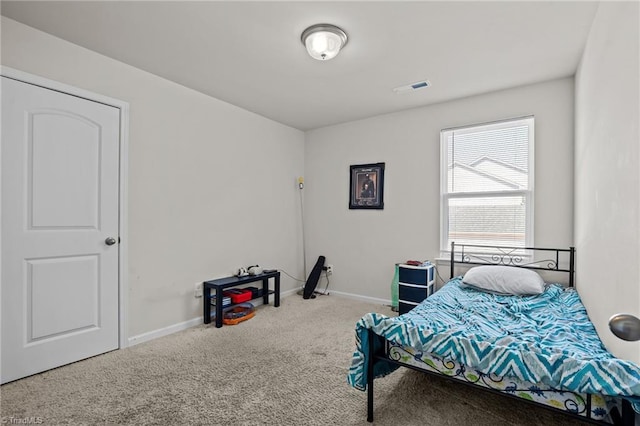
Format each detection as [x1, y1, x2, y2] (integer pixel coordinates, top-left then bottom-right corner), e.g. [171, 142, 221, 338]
[393, 80, 431, 94]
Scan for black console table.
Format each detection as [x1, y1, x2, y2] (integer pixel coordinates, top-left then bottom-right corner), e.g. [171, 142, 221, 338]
[203, 271, 280, 328]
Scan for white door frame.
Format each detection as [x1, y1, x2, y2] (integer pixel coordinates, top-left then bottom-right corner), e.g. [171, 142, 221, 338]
[0, 66, 130, 349]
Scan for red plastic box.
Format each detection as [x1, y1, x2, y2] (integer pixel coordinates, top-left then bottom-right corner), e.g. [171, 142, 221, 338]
[223, 289, 252, 304]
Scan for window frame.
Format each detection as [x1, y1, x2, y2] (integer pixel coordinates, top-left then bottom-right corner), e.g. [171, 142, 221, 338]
[439, 116, 535, 255]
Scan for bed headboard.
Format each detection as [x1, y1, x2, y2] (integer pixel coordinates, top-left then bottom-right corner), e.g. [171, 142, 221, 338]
[449, 242, 576, 287]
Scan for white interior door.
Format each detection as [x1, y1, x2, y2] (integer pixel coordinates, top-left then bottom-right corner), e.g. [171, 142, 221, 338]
[1, 76, 120, 383]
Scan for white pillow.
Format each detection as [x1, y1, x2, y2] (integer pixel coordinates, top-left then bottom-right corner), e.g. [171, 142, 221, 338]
[462, 265, 545, 295]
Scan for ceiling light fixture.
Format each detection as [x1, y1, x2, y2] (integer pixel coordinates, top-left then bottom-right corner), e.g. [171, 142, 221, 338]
[301, 24, 348, 61]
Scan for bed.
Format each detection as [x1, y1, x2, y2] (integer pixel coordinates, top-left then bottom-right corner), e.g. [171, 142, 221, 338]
[348, 243, 640, 425]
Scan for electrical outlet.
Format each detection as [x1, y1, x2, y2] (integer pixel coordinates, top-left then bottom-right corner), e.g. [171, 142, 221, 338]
[194, 282, 203, 298]
[326, 264, 333, 276]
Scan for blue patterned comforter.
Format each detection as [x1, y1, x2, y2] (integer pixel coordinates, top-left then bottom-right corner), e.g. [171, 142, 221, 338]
[348, 278, 640, 398]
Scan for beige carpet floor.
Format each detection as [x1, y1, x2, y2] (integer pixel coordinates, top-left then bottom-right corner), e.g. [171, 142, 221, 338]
[1, 294, 591, 425]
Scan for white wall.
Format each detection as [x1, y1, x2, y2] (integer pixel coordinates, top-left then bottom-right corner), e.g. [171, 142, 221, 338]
[305, 78, 574, 300]
[575, 2, 640, 362]
[1, 17, 305, 338]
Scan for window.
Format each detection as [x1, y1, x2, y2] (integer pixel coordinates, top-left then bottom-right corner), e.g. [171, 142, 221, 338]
[440, 116, 534, 252]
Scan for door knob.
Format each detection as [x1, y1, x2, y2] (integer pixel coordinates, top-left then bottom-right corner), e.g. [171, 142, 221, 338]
[609, 313, 640, 341]
[105, 237, 117, 246]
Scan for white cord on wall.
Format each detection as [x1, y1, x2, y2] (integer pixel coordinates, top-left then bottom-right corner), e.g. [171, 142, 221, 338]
[298, 177, 307, 284]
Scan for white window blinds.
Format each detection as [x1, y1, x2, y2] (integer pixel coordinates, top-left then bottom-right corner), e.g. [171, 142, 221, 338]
[440, 117, 534, 251]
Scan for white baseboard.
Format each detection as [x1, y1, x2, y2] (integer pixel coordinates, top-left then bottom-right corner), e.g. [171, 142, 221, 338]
[127, 287, 299, 347]
[127, 316, 202, 347]
[279, 287, 300, 298]
[326, 289, 390, 307]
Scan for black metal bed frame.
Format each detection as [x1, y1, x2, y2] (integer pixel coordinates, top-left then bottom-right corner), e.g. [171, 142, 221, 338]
[449, 242, 576, 287]
[365, 243, 634, 425]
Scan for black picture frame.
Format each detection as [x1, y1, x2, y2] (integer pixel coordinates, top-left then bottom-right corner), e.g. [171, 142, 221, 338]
[349, 163, 385, 209]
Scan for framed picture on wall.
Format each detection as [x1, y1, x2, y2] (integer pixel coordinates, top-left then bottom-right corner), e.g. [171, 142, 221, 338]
[349, 163, 385, 209]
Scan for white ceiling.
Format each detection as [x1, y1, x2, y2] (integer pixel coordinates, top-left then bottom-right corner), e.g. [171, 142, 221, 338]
[1, 1, 599, 131]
